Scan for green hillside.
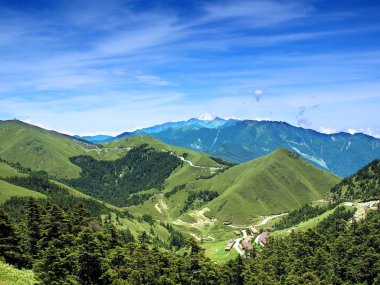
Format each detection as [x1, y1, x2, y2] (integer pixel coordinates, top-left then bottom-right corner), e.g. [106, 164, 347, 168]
[182, 148, 340, 224]
[105, 135, 222, 168]
[331, 159, 380, 200]
[0, 120, 93, 178]
[0, 180, 46, 204]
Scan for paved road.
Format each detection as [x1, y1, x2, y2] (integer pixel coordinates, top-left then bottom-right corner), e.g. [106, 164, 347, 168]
[233, 237, 244, 255]
[256, 212, 288, 226]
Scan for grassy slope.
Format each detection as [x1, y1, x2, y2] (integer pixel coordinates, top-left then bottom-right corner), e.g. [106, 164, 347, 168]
[0, 162, 26, 178]
[184, 148, 340, 224]
[109, 136, 226, 220]
[105, 135, 221, 167]
[0, 180, 46, 204]
[0, 261, 38, 285]
[0, 120, 92, 178]
[271, 205, 345, 238]
[0, 162, 46, 203]
[0, 120, 131, 179]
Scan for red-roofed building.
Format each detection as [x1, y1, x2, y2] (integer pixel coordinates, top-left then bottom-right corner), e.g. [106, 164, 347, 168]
[225, 240, 235, 251]
[258, 232, 269, 246]
[251, 227, 259, 235]
[242, 241, 253, 251]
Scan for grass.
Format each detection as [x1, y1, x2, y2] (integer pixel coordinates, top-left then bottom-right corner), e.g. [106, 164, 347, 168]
[0, 180, 46, 204]
[0, 261, 38, 285]
[184, 148, 341, 224]
[105, 136, 222, 168]
[0, 162, 25, 178]
[202, 240, 239, 262]
[271, 206, 340, 238]
[0, 120, 91, 178]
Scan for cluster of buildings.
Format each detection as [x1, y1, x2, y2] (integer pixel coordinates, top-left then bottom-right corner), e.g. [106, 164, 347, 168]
[224, 223, 274, 253]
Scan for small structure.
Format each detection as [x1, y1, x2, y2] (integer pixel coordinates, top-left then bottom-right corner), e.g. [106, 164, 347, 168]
[234, 230, 241, 236]
[223, 221, 232, 225]
[266, 226, 274, 232]
[242, 241, 253, 251]
[251, 226, 259, 235]
[258, 232, 269, 246]
[225, 240, 235, 251]
[244, 236, 253, 243]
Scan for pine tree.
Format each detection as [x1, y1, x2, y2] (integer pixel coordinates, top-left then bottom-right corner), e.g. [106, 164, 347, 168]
[0, 209, 27, 267]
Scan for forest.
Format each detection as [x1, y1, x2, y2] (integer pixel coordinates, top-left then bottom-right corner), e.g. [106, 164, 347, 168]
[331, 159, 380, 200]
[1, 196, 379, 284]
[67, 145, 182, 206]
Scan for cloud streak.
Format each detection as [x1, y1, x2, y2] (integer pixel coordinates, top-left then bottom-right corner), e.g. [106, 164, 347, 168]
[0, 0, 378, 137]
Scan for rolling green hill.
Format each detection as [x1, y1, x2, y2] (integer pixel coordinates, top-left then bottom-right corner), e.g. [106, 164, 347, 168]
[0, 120, 135, 179]
[0, 180, 46, 204]
[0, 120, 93, 178]
[331, 159, 380, 200]
[180, 148, 341, 224]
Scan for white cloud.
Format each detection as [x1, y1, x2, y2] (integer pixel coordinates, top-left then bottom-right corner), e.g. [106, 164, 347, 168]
[347, 128, 357, 135]
[136, 75, 174, 86]
[199, 113, 216, 121]
[319, 126, 337, 134]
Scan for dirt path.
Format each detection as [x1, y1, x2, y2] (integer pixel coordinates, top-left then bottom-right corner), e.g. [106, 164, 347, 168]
[255, 212, 288, 226]
[348, 200, 380, 221]
[154, 197, 169, 214]
[178, 156, 223, 171]
[173, 207, 217, 229]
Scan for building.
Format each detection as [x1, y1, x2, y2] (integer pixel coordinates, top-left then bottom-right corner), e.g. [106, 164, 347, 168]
[242, 241, 253, 251]
[244, 236, 253, 242]
[266, 226, 274, 232]
[251, 226, 259, 235]
[225, 240, 235, 251]
[223, 221, 232, 225]
[234, 230, 241, 236]
[258, 232, 269, 246]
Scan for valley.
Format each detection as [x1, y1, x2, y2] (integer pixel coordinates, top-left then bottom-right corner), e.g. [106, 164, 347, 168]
[0, 119, 379, 284]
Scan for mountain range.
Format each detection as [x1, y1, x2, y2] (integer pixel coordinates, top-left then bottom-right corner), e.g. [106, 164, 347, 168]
[77, 118, 380, 177]
[0, 118, 379, 272]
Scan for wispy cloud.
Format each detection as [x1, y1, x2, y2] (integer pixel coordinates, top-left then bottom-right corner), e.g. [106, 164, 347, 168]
[0, 0, 379, 136]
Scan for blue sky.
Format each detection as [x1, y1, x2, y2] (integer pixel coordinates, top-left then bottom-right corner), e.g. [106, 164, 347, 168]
[0, 0, 379, 137]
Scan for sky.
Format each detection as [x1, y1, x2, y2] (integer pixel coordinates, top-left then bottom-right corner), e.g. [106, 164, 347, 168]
[0, 0, 379, 137]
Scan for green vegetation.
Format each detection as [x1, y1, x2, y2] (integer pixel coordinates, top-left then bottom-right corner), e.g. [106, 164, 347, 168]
[105, 135, 222, 168]
[0, 120, 379, 283]
[0, 120, 92, 178]
[0, 180, 46, 204]
[0, 260, 38, 285]
[2, 175, 128, 220]
[0, 196, 378, 284]
[274, 202, 339, 230]
[164, 184, 186, 198]
[68, 145, 182, 206]
[181, 190, 219, 213]
[203, 240, 238, 262]
[186, 148, 340, 224]
[331, 159, 380, 200]
[209, 156, 237, 167]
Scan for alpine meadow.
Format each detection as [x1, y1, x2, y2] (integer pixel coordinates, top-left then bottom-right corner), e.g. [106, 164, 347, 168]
[0, 0, 380, 284]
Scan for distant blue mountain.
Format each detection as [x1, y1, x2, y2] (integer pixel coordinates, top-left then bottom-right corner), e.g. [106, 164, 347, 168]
[77, 118, 380, 177]
[74, 134, 114, 143]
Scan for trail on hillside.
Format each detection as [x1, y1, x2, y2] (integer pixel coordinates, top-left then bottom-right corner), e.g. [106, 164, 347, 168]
[154, 197, 169, 214]
[256, 212, 288, 226]
[173, 207, 217, 229]
[178, 156, 223, 171]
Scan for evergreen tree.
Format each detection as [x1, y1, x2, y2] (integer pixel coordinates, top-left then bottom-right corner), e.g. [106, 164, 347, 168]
[0, 209, 27, 268]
